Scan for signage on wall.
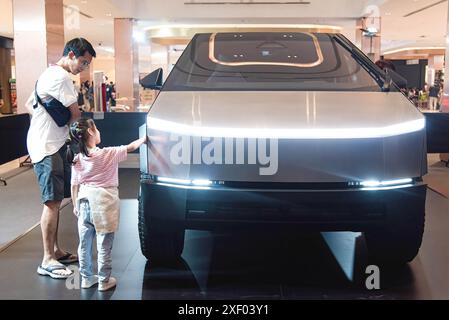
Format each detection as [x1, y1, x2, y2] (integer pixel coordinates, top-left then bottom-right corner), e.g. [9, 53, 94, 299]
[406, 59, 420, 65]
[0, 36, 13, 49]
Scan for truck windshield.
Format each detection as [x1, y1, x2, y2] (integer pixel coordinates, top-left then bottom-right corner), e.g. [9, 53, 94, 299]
[162, 32, 383, 92]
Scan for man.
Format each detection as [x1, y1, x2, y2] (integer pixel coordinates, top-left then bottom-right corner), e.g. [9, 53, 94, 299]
[428, 83, 440, 111]
[375, 58, 396, 72]
[87, 81, 94, 111]
[105, 81, 112, 106]
[27, 38, 96, 279]
[0, 84, 6, 114]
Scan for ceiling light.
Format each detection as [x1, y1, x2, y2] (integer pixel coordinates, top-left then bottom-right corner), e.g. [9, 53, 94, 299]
[133, 31, 146, 43]
[98, 46, 114, 54]
[184, 1, 311, 4]
[144, 24, 342, 33]
[383, 47, 445, 55]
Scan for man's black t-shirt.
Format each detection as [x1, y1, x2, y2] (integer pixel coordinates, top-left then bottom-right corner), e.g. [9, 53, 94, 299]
[429, 86, 440, 98]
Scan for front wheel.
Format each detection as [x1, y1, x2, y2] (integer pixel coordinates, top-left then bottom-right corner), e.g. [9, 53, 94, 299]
[138, 196, 185, 266]
[364, 208, 425, 266]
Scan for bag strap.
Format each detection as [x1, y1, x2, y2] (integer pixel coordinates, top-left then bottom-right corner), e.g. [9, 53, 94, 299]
[34, 81, 44, 109]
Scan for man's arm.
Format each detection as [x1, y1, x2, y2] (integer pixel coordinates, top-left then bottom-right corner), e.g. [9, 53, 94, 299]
[69, 102, 81, 123]
[24, 94, 35, 115]
[127, 136, 147, 153]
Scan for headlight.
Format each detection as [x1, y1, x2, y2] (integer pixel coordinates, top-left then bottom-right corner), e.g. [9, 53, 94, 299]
[360, 178, 413, 187]
[156, 176, 213, 189]
[348, 178, 415, 190]
[192, 179, 213, 186]
[156, 177, 191, 185]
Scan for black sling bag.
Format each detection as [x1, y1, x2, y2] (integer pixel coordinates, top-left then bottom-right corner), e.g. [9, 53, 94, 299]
[33, 81, 71, 127]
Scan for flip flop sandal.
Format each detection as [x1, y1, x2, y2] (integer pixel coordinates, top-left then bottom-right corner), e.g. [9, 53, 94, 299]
[37, 264, 73, 279]
[57, 252, 78, 264]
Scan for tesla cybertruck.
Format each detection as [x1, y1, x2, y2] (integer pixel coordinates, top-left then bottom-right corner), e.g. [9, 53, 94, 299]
[139, 32, 427, 266]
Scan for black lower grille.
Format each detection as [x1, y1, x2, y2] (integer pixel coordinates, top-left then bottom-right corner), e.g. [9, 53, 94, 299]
[186, 200, 386, 222]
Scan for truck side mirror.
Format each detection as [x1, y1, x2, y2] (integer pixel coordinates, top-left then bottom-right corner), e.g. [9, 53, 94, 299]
[140, 68, 163, 90]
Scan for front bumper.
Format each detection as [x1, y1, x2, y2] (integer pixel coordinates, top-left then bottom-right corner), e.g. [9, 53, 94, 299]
[139, 176, 427, 232]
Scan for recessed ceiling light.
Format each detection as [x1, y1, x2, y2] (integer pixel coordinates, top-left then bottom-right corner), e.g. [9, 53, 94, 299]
[133, 31, 146, 43]
[106, 13, 112, 17]
[385, 12, 391, 16]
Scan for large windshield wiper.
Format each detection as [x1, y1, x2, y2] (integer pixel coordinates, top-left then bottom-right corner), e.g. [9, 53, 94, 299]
[332, 34, 386, 90]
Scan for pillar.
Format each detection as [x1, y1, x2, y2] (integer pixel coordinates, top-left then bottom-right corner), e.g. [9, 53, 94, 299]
[114, 18, 139, 111]
[79, 62, 93, 86]
[427, 58, 434, 89]
[442, 3, 449, 113]
[356, 17, 381, 62]
[13, 0, 64, 114]
[427, 55, 444, 87]
[0, 38, 13, 114]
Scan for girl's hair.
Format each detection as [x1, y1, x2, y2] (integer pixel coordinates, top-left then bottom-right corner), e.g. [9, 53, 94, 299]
[66, 118, 96, 164]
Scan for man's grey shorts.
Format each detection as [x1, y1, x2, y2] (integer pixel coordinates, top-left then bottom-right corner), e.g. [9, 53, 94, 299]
[33, 145, 71, 204]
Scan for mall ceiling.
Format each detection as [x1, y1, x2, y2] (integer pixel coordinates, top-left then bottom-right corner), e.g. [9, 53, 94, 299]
[0, 0, 448, 58]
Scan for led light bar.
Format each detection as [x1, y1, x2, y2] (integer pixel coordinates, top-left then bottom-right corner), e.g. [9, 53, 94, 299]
[360, 178, 413, 187]
[192, 179, 213, 186]
[361, 184, 414, 191]
[156, 176, 213, 187]
[157, 182, 212, 191]
[147, 117, 425, 139]
[156, 177, 191, 185]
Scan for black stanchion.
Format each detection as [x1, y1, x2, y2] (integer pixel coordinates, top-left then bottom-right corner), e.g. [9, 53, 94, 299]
[0, 113, 31, 186]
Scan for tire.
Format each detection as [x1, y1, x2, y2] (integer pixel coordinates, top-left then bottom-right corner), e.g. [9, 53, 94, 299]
[138, 194, 185, 266]
[364, 208, 425, 266]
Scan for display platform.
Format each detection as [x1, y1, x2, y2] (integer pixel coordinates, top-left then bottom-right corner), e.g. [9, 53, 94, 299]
[1, 169, 449, 299]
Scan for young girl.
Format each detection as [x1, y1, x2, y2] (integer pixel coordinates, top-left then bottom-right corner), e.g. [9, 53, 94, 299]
[68, 118, 146, 291]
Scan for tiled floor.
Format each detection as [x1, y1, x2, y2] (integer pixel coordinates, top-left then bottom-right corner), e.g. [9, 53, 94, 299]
[0, 157, 139, 250]
[1, 169, 449, 300]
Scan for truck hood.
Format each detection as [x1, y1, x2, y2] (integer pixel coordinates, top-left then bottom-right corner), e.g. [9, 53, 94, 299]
[147, 91, 424, 139]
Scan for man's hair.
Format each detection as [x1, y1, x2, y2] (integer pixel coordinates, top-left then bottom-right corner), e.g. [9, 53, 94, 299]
[67, 118, 96, 163]
[375, 59, 396, 72]
[63, 38, 96, 58]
